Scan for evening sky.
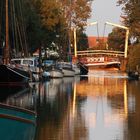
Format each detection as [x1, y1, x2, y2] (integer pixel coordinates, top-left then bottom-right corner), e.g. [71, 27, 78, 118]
[86, 0, 122, 37]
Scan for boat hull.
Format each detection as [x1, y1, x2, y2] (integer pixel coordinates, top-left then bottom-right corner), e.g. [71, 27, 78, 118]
[72, 64, 80, 75]
[0, 65, 30, 86]
[78, 62, 88, 75]
[49, 69, 63, 78]
[0, 103, 36, 140]
[62, 68, 75, 77]
[86, 63, 120, 70]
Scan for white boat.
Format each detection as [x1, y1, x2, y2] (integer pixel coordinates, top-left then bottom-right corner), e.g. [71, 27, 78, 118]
[48, 66, 63, 78]
[58, 62, 75, 77]
[42, 71, 50, 80]
[11, 57, 41, 81]
[72, 63, 80, 75]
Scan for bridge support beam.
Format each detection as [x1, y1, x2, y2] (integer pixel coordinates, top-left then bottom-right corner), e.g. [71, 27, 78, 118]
[120, 58, 127, 71]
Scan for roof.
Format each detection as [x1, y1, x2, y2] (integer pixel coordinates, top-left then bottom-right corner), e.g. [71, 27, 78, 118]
[88, 36, 108, 48]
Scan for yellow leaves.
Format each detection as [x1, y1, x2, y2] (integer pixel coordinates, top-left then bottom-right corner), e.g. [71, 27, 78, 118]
[40, 0, 61, 29]
[127, 44, 140, 70]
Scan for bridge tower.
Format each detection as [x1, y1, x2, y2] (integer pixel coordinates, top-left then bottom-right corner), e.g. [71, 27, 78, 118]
[105, 22, 129, 71]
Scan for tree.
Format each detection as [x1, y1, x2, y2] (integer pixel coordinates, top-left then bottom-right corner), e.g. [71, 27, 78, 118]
[127, 44, 140, 71]
[117, 0, 140, 43]
[0, 0, 93, 57]
[76, 30, 89, 51]
[108, 27, 126, 51]
[33, 0, 93, 61]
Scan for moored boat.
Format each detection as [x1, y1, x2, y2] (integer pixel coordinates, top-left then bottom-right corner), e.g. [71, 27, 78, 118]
[0, 0, 32, 86]
[11, 57, 41, 82]
[58, 62, 75, 77]
[0, 64, 30, 86]
[48, 66, 63, 78]
[78, 62, 88, 75]
[0, 103, 36, 140]
[72, 63, 80, 75]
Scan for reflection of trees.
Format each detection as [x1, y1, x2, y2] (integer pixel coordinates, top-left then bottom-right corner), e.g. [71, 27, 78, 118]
[77, 77, 125, 97]
[36, 81, 69, 139]
[76, 76, 127, 117]
[76, 74, 129, 140]
[36, 78, 88, 140]
[123, 81, 140, 140]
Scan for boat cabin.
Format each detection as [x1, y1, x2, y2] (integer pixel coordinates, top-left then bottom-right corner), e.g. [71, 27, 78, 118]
[10, 57, 39, 72]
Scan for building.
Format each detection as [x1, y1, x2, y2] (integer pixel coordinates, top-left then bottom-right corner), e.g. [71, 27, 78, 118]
[88, 36, 108, 49]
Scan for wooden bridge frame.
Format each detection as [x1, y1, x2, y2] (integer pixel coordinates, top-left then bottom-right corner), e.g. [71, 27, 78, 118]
[73, 21, 129, 59]
[76, 50, 124, 58]
[72, 22, 129, 71]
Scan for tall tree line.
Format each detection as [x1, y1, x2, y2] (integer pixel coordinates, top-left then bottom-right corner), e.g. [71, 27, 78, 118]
[117, 0, 140, 43]
[0, 0, 93, 59]
[108, 0, 140, 50]
[117, 0, 140, 70]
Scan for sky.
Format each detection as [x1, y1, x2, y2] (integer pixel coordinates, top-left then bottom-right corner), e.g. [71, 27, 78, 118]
[86, 0, 122, 37]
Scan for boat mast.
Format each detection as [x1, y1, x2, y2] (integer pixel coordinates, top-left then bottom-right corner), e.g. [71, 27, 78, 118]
[4, 0, 9, 64]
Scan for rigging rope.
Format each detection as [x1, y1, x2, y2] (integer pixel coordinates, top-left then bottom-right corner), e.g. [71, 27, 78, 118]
[0, 1, 4, 50]
[9, 0, 29, 57]
[10, 0, 19, 57]
[19, 0, 29, 57]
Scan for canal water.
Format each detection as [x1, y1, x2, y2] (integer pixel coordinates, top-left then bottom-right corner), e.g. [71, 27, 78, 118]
[1, 70, 140, 140]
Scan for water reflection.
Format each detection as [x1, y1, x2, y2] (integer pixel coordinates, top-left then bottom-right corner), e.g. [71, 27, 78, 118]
[126, 80, 140, 140]
[34, 71, 139, 140]
[0, 85, 36, 140]
[1, 70, 140, 140]
[0, 86, 36, 111]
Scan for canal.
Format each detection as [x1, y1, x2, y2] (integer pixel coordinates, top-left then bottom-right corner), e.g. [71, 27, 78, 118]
[1, 70, 140, 140]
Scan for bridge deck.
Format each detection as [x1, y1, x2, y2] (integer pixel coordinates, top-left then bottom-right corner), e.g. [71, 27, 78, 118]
[77, 50, 124, 57]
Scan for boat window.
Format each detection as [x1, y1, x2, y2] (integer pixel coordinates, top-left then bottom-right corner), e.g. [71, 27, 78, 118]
[23, 60, 33, 65]
[11, 60, 21, 64]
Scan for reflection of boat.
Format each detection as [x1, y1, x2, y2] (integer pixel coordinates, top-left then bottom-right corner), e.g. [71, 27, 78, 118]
[128, 71, 139, 80]
[63, 77, 75, 84]
[0, 86, 29, 101]
[50, 78, 63, 85]
[3, 87, 36, 110]
[0, 103, 36, 140]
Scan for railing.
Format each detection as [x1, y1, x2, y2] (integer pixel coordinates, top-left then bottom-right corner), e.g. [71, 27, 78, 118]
[77, 50, 124, 57]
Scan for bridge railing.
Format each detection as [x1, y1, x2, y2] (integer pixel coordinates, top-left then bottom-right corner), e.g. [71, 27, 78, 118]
[76, 50, 124, 57]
